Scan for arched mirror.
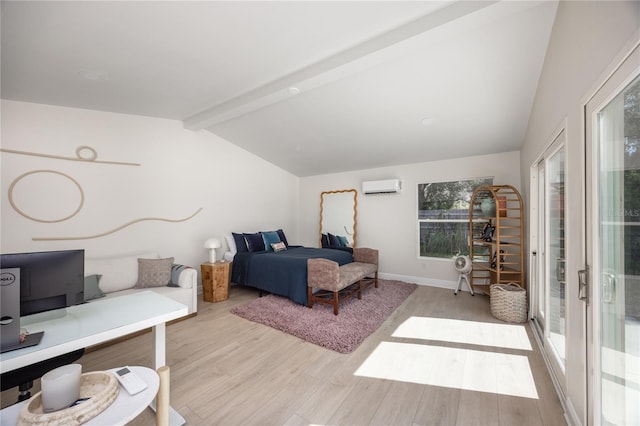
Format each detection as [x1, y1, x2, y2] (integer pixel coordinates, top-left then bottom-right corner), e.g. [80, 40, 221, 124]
[319, 189, 357, 249]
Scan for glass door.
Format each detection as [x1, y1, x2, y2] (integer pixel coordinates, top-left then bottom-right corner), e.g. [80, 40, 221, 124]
[586, 45, 639, 425]
[532, 131, 567, 385]
[547, 144, 566, 369]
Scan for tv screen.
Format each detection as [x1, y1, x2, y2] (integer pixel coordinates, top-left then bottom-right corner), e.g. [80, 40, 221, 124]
[0, 249, 85, 316]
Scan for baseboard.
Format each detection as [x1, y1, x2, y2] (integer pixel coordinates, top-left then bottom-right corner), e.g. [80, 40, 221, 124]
[85, 312, 197, 354]
[378, 272, 475, 293]
[565, 399, 581, 426]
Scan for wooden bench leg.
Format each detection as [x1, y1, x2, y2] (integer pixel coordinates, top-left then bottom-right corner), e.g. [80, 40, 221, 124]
[357, 280, 363, 300]
[308, 287, 313, 308]
[333, 291, 339, 315]
[374, 272, 379, 288]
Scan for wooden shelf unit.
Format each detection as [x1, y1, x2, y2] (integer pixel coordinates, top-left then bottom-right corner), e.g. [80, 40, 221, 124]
[469, 184, 524, 294]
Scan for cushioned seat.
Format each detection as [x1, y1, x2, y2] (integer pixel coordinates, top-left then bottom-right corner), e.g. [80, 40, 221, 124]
[307, 247, 378, 315]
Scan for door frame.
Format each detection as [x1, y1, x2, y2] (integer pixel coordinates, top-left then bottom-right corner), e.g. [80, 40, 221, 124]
[584, 38, 640, 426]
[529, 119, 569, 399]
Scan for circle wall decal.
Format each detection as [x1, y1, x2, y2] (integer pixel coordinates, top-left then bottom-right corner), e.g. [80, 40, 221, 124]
[75, 146, 98, 161]
[9, 170, 85, 223]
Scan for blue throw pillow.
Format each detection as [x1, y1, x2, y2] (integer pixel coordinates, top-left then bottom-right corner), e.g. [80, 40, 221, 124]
[232, 232, 249, 252]
[244, 232, 266, 252]
[321, 233, 329, 248]
[276, 229, 289, 247]
[337, 235, 349, 247]
[84, 274, 105, 301]
[328, 233, 340, 247]
[262, 231, 281, 251]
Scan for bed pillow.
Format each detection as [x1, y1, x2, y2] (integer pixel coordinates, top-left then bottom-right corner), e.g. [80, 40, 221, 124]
[232, 232, 248, 253]
[337, 235, 350, 247]
[321, 233, 329, 248]
[225, 235, 237, 255]
[135, 257, 174, 288]
[276, 229, 289, 247]
[84, 274, 105, 301]
[262, 231, 281, 251]
[244, 232, 265, 252]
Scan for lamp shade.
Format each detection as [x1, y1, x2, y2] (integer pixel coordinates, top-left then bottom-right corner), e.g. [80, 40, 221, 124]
[203, 238, 221, 249]
[204, 238, 221, 263]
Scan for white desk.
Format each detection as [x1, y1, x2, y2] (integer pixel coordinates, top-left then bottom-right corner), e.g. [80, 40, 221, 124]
[0, 292, 187, 424]
[1, 366, 159, 426]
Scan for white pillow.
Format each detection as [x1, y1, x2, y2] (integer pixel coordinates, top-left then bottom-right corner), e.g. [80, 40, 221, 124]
[225, 235, 237, 255]
[85, 252, 159, 294]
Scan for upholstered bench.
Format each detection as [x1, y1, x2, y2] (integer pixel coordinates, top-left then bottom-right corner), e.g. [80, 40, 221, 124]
[307, 247, 379, 315]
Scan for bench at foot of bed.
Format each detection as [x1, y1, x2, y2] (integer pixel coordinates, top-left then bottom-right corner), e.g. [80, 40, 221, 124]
[307, 248, 378, 315]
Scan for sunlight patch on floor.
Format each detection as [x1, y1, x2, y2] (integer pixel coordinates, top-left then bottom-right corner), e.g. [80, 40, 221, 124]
[391, 317, 532, 351]
[354, 341, 539, 399]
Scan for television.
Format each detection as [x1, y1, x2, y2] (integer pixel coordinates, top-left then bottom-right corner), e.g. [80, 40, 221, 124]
[0, 249, 85, 317]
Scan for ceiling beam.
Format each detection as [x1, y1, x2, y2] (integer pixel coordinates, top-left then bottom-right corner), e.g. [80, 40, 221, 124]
[184, 1, 544, 131]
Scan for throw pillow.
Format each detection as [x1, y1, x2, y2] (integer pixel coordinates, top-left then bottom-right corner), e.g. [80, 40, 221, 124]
[337, 235, 350, 247]
[328, 233, 340, 247]
[262, 231, 281, 251]
[170, 263, 190, 287]
[170, 264, 195, 289]
[271, 242, 287, 252]
[84, 274, 105, 301]
[135, 257, 174, 288]
[84, 252, 160, 293]
[276, 229, 289, 246]
[244, 232, 265, 252]
[232, 232, 249, 252]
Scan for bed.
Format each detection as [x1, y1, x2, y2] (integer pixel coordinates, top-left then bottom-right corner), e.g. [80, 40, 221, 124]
[231, 246, 353, 306]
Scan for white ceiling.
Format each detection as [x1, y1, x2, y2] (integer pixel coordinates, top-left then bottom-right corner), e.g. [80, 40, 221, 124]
[1, 1, 557, 177]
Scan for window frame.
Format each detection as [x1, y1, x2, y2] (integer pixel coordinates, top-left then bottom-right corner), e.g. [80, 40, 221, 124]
[417, 177, 493, 259]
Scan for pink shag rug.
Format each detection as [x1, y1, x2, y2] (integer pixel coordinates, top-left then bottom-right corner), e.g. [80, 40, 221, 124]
[231, 279, 417, 353]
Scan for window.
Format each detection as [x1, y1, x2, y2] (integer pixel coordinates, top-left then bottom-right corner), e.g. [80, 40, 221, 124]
[418, 177, 493, 258]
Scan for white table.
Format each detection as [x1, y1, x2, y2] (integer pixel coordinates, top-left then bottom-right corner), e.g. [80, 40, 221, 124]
[0, 291, 187, 424]
[0, 366, 159, 426]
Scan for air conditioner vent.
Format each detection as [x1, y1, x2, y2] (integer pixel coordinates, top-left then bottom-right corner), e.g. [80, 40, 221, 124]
[362, 179, 401, 194]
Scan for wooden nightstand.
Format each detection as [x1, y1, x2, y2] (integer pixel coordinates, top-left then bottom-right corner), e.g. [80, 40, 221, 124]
[201, 261, 231, 302]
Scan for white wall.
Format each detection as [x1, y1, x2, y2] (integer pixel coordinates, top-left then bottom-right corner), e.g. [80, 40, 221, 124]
[520, 1, 640, 424]
[0, 99, 520, 293]
[0, 100, 299, 280]
[299, 150, 521, 288]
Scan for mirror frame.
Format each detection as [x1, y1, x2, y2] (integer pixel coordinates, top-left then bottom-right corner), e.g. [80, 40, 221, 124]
[319, 188, 358, 248]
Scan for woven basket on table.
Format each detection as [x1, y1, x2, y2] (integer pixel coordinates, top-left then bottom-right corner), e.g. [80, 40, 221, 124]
[490, 283, 527, 323]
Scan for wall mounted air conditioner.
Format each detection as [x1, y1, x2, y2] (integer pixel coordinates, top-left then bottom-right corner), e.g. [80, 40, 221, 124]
[362, 179, 401, 194]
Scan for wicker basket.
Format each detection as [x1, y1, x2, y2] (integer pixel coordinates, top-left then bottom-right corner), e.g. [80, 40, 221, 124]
[17, 372, 118, 426]
[490, 283, 527, 323]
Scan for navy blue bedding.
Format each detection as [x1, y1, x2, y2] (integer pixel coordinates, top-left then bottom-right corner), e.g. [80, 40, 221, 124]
[231, 246, 353, 305]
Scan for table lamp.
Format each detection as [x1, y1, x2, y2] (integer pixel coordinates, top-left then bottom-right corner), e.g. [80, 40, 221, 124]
[204, 238, 221, 263]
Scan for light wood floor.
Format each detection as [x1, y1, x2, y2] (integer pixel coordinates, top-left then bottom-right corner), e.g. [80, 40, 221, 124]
[2, 284, 567, 425]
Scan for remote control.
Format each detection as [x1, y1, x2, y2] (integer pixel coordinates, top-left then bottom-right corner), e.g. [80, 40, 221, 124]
[114, 366, 147, 395]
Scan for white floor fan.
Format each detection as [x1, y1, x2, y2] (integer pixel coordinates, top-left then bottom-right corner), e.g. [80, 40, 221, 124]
[453, 253, 474, 296]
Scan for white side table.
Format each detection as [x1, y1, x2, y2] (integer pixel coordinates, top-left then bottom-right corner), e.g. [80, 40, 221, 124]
[0, 366, 159, 426]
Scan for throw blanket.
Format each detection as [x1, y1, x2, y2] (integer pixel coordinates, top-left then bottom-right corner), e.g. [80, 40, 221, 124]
[232, 247, 353, 305]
